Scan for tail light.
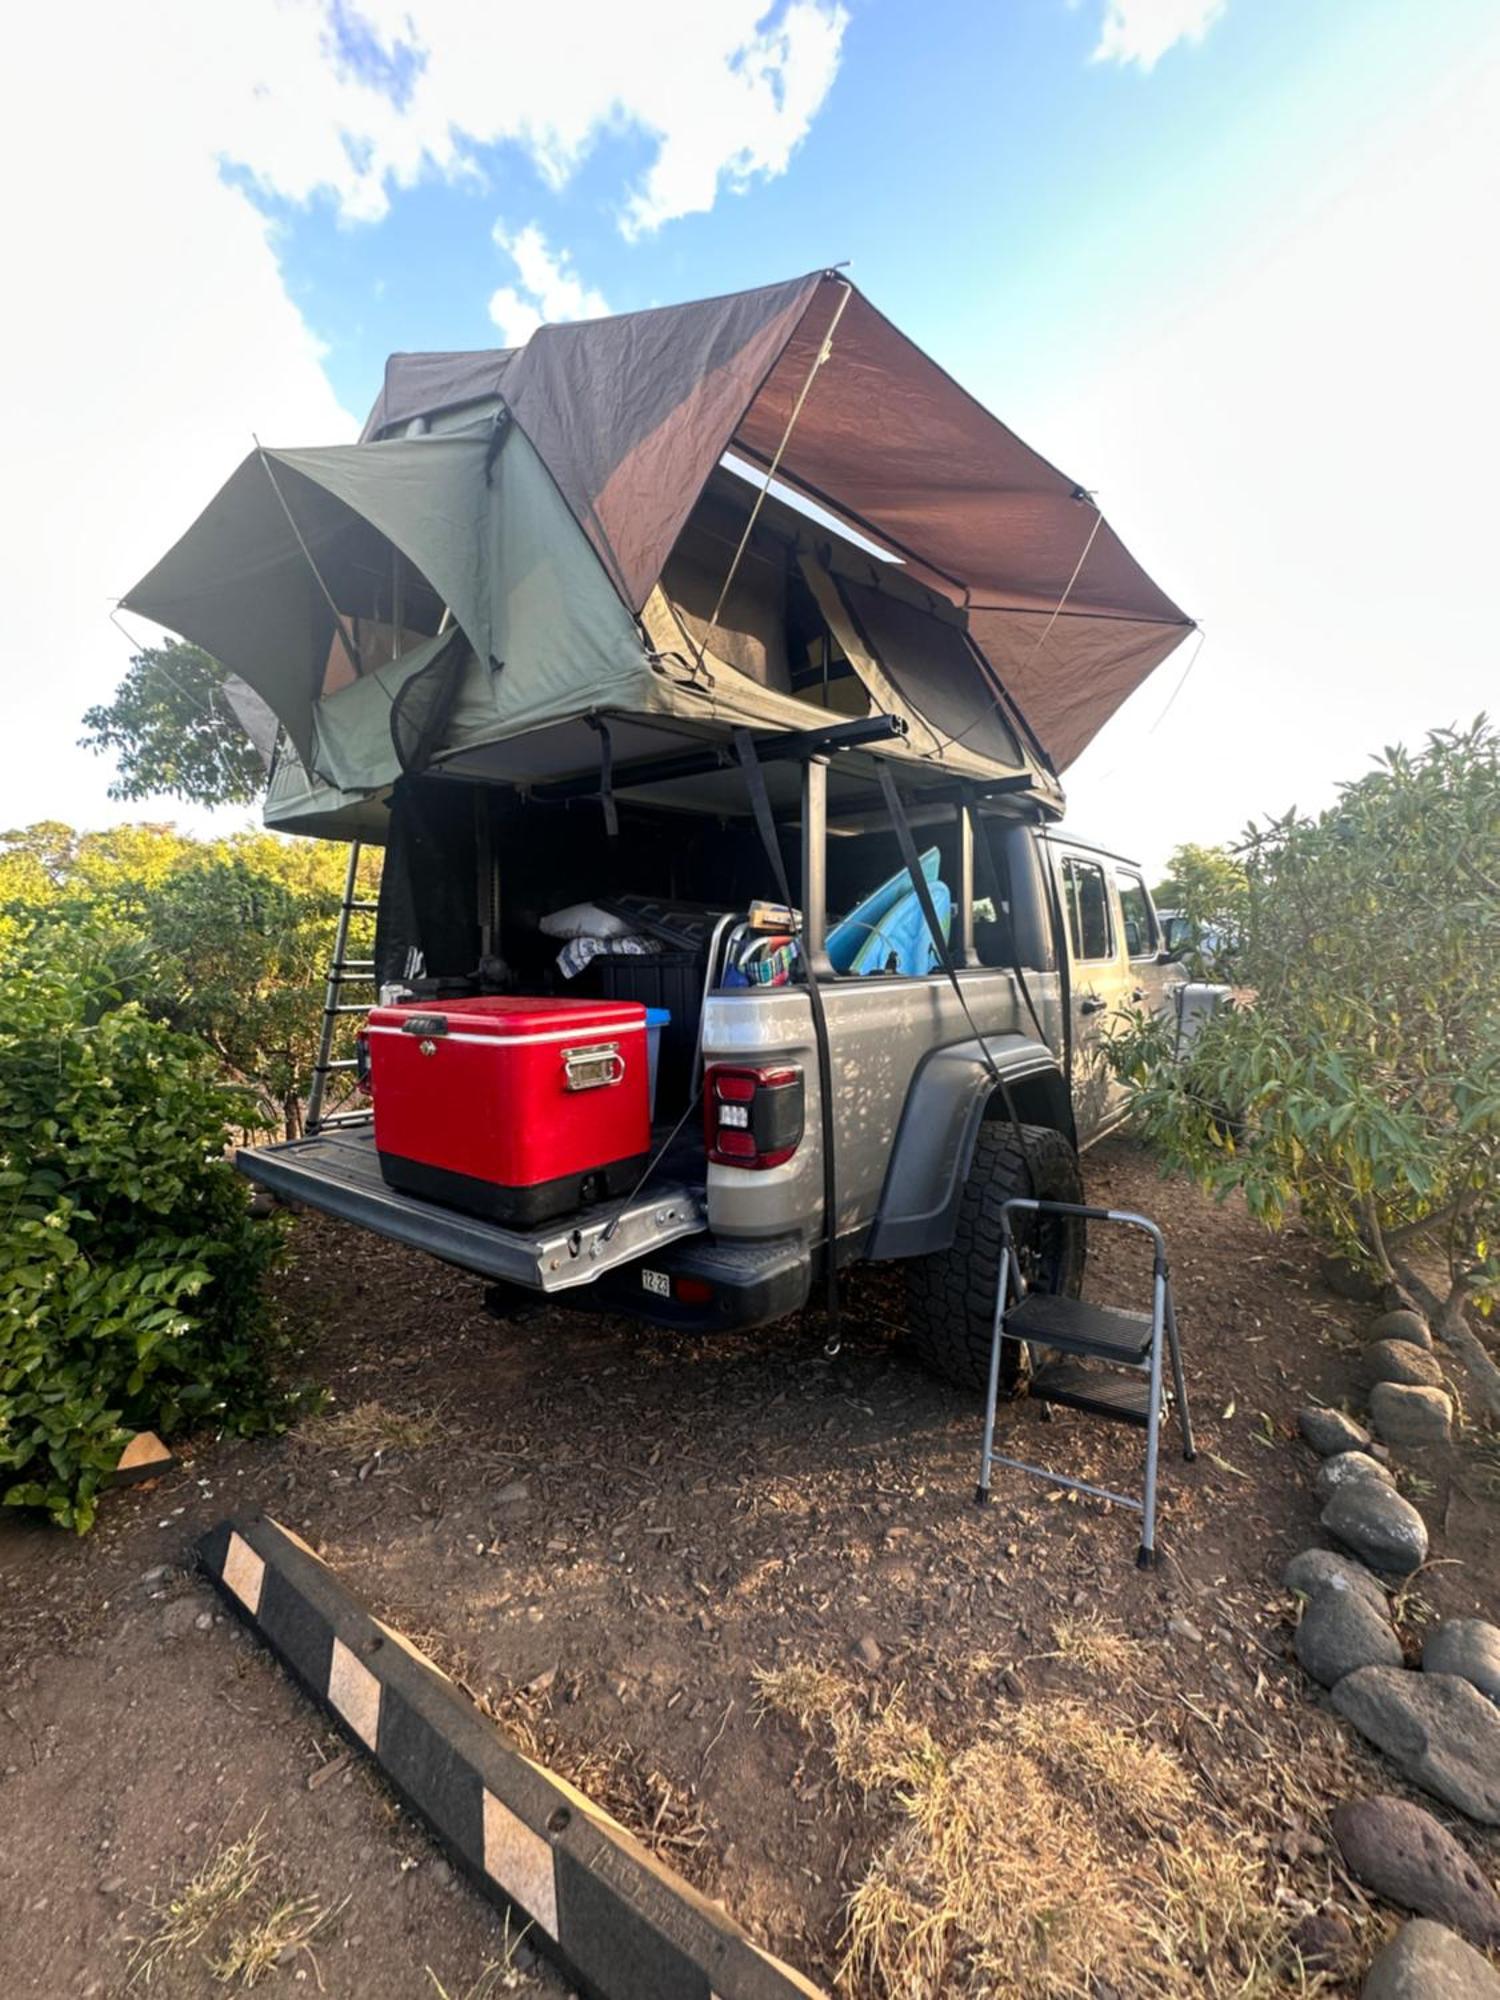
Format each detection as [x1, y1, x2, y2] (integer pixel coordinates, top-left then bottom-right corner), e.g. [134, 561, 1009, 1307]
[704, 1063, 804, 1169]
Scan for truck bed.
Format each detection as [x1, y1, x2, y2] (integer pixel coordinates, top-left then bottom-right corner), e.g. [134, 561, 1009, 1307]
[236, 1126, 705, 1293]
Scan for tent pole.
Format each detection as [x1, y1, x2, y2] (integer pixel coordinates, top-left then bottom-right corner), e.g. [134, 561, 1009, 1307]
[254, 442, 364, 680]
[690, 282, 853, 680]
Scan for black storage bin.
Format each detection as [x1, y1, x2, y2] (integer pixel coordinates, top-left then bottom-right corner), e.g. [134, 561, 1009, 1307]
[596, 950, 702, 1115]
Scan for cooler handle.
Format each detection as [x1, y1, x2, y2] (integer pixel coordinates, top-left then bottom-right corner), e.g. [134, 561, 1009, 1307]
[563, 1042, 625, 1091]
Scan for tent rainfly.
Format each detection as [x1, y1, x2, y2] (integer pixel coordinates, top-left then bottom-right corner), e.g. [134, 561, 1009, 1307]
[123, 271, 1193, 839]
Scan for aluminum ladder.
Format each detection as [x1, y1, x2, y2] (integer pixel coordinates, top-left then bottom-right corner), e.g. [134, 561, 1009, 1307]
[976, 1198, 1195, 1567]
[305, 842, 378, 1137]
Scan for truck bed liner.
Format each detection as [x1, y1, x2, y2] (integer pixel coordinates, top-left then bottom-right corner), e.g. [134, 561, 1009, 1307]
[236, 1127, 705, 1292]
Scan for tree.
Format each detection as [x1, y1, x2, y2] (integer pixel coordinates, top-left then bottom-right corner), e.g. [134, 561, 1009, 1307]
[1115, 719, 1500, 1411]
[79, 640, 266, 807]
[1152, 841, 1248, 974]
[0, 823, 379, 1140]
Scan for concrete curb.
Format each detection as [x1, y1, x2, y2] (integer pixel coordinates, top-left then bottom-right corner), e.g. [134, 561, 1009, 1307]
[198, 1512, 826, 2000]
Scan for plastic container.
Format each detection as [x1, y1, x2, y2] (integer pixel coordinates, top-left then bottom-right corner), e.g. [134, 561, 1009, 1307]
[597, 950, 700, 1109]
[645, 1007, 671, 1117]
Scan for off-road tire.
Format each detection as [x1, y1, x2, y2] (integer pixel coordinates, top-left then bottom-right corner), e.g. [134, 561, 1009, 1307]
[903, 1120, 1085, 1393]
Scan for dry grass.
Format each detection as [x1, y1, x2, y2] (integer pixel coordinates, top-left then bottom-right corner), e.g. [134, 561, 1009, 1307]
[211, 1889, 344, 1987]
[129, 1820, 271, 1986]
[755, 1663, 1311, 2000]
[1049, 1612, 1143, 1678]
[298, 1397, 449, 1458]
[129, 1817, 342, 1990]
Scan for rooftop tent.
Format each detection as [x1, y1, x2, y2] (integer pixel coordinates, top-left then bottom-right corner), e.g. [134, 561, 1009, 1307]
[362, 271, 1194, 771]
[122, 271, 1192, 829]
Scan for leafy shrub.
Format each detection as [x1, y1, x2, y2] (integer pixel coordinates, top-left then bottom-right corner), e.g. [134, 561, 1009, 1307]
[0, 929, 294, 1529]
[0, 822, 379, 1139]
[1113, 718, 1500, 1361]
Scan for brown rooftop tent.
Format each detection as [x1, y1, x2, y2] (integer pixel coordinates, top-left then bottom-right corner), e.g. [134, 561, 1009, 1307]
[123, 271, 1192, 836]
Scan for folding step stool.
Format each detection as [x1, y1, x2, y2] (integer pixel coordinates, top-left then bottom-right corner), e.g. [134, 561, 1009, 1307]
[975, 1199, 1195, 1566]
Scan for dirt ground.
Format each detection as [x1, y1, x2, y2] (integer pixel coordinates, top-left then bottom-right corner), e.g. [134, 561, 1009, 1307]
[4, 1137, 1499, 1998]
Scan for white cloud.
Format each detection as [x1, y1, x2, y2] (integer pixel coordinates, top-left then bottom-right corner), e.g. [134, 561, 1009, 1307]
[0, 0, 848, 830]
[1093, 0, 1226, 72]
[488, 225, 611, 345]
[183, 0, 850, 234]
[0, 4, 356, 835]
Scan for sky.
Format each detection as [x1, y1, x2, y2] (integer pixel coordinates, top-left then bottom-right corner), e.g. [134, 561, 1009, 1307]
[3, 0, 1497, 875]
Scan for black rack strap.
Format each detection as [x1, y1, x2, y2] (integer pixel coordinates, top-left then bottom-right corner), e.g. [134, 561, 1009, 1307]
[733, 730, 841, 1339]
[585, 716, 619, 838]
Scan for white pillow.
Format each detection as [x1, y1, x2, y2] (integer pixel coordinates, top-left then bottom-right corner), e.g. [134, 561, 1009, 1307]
[539, 900, 635, 941]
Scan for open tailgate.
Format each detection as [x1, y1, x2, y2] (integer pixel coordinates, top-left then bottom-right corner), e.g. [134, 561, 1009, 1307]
[237, 1127, 704, 1292]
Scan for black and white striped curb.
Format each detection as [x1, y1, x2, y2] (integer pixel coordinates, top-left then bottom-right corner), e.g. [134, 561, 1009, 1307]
[199, 1512, 827, 2000]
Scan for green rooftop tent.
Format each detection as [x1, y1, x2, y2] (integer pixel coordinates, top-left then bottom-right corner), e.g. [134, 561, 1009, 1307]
[122, 271, 1193, 840]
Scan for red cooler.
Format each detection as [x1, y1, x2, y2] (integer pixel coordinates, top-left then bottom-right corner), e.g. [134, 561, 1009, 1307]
[367, 997, 651, 1225]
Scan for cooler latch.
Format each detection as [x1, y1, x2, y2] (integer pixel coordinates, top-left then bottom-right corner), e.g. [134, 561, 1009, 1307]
[562, 1042, 625, 1091]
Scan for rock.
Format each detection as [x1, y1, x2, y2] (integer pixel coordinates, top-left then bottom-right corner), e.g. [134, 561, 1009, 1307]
[160, 1596, 203, 1641]
[494, 1480, 530, 1504]
[1367, 1340, 1446, 1388]
[1425, 1622, 1500, 1707]
[1316, 1451, 1396, 1503]
[853, 1634, 882, 1670]
[1361, 1918, 1500, 1998]
[1323, 1480, 1429, 1575]
[1371, 1308, 1434, 1350]
[140, 1565, 170, 1588]
[1300, 1407, 1373, 1456]
[1285, 1547, 1391, 1614]
[1370, 1383, 1454, 1447]
[1287, 1906, 1354, 1972]
[193, 1612, 212, 1632]
[1295, 1586, 1402, 1688]
[1333, 1669, 1500, 1823]
[1167, 1615, 1204, 1644]
[429, 1858, 454, 1890]
[1332, 1795, 1500, 1948]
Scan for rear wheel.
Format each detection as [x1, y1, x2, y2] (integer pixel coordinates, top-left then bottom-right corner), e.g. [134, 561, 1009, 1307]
[903, 1120, 1084, 1393]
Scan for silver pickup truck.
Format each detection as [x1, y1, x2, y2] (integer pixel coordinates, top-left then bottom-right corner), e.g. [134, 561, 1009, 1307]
[239, 793, 1213, 1391]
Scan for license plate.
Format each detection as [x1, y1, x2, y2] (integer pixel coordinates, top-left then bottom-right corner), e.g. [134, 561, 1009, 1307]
[641, 1268, 670, 1298]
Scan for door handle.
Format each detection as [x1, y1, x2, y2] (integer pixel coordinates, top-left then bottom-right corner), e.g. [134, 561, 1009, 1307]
[1079, 996, 1106, 1015]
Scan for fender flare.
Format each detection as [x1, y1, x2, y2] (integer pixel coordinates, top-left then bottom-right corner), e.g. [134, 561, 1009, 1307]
[866, 1034, 1072, 1261]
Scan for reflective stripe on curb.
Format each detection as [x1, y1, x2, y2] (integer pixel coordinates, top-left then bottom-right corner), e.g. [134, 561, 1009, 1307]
[198, 1513, 827, 2000]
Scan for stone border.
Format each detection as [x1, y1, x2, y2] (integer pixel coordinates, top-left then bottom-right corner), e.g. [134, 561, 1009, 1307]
[199, 1512, 826, 2000]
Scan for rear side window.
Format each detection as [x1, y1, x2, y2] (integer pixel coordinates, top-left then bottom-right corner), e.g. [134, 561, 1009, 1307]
[1063, 858, 1113, 962]
[1117, 874, 1158, 958]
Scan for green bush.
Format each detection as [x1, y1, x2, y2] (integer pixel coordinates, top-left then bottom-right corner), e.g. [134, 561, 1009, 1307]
[1112, 719, 1499, 1359]
[0, 929, 294, 1530]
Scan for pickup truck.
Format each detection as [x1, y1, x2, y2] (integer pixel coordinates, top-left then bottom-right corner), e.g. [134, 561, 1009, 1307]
[239, 801, 1208, 1392]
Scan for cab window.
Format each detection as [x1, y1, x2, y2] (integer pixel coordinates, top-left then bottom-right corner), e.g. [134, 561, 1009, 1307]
[1117, 873, 1158, 958]
[1062, 857, 1114, 962]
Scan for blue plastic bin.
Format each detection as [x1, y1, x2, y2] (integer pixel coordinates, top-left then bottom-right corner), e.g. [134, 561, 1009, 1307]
[645, 1008, 671, 1117]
